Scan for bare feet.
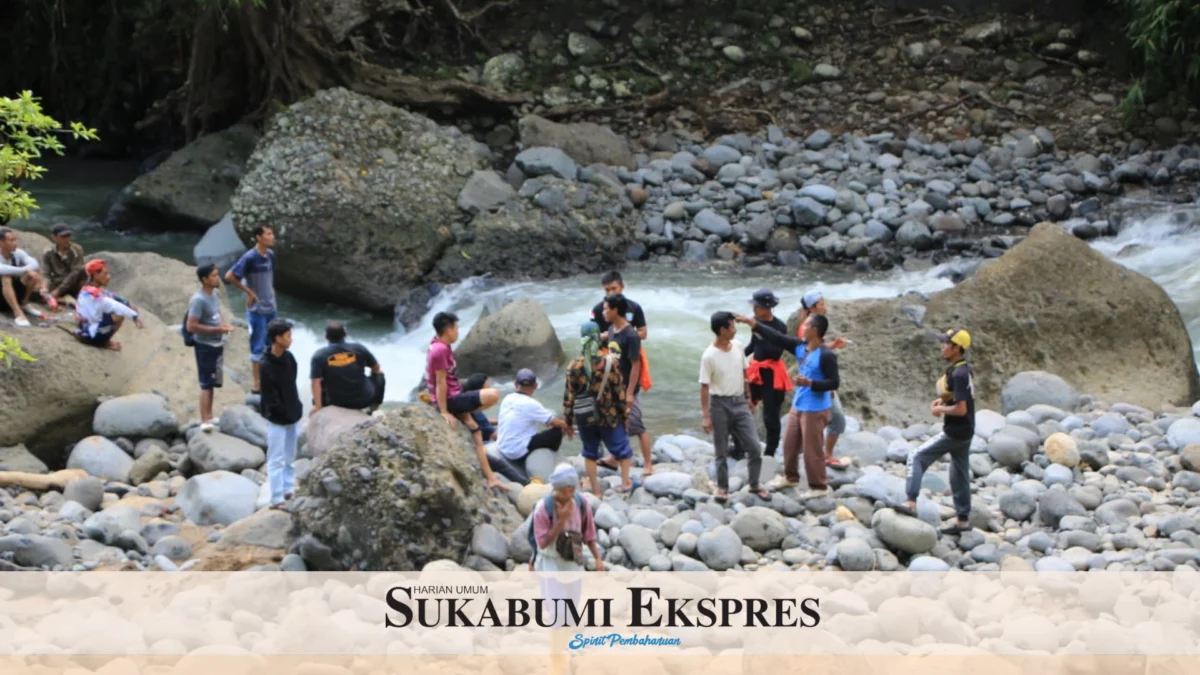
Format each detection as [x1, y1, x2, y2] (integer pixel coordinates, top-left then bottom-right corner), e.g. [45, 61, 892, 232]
[105, 341, 122, 352]
[486, 476, 512, 492]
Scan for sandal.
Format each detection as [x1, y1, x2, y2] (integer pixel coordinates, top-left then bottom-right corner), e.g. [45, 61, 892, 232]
[751, 487, 772, 500]
[940, 522, 972, 535]
[596, 457, 619, 470]
[713, 492, 729, 504]
[825, 457, 849, 469]
[891, 503, 918, 518]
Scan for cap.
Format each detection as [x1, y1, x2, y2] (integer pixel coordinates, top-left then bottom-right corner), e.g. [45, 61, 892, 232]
[938, 328, 971, 350]
[802, 289, 824, 310]
[515, 368, 538, 386]
[84, 260, 106, 277]
[751, 288, 779, 309]
[50, 223, 72, 237]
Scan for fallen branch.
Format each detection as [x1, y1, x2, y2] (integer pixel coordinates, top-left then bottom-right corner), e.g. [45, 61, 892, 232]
[971, 90, 1037, 122]
[872, 9, 962, 29]
[349, 59, 529, 108]
[726, 107, 777, 125]
[895, 94, 970, 122]
[0, 468, 89, 492]
[540, 88, 674, 120]
[1028, 49, 1079, 70]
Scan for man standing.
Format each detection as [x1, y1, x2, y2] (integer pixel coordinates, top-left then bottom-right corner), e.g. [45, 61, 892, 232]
[225, 224, 277, 395]
[187, 264, 235, 431]
[602, 293, 653, 475]
[71, 260, 142, 350]
[425, 311, 509, 491]
[259, 319, 303, 509]
[564, 321, 632, 497]
[42, 223, 86, 307]
[736, 312, 839, 498]
[700, 311, 770, 502]
[589, 271, 653, 474]
[0, 227, 47, 327]
[311, 321, 385, 413]
[798, 290, 850, 469]
[491, 369, 572, 484]
[737, 289, 792, 458]
[898, 329, 976, 535]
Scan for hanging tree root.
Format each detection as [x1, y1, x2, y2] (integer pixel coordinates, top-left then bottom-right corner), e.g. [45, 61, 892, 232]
[0, 469, 89, 493]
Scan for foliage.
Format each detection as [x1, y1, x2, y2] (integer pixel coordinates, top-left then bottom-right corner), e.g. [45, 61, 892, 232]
[0, 333, 36, 371]
[1118, 0, 1200, 115]
[0, 90, 99, 222]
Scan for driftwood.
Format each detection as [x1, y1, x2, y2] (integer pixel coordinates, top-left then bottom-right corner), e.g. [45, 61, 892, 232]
[0, 468, 88, 492]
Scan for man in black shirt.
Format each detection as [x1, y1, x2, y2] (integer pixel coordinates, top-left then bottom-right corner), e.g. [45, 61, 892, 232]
[590, 271, 647, 341]
[261, 319, 303, 508]
[310, 321, 385, 412]
[900, 328, 975, 535]
[735, 289, 791, 458]
[602, 293, 653, 474]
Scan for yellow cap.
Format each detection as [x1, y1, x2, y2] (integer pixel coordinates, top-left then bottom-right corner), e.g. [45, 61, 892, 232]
[939, 328, 971, 350]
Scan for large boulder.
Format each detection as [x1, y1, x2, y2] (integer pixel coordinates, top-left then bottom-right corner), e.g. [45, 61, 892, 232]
[786, 223, 1200, 427]
[429, 175, 636, 285]
[92, 393, 178, 439]
[194, 212, 247, 273]
[178, 471, 260, 526]
[0, 248, 249, 465]
[454, 299, 567, 378]
[517, 115, 636, 169]
[187, 432, 265, 474]
[0, 445, 48, 473]
[107, 125, 260, 232]
[1001, 371, 1080, 414]
[302, 406, 371, 459]
[291, 405, 522, 570]
[66, 436, 133, 482]
[231, 88, 490, 313]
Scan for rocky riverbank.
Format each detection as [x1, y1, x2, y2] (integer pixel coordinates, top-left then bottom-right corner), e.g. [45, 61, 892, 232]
[4, 375, 1200, 574]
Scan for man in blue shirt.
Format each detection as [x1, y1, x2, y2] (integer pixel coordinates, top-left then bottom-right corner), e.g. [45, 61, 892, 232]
[225, 224, 277, 394]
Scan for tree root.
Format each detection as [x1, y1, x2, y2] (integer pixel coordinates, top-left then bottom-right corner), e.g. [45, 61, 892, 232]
[540, 88, 674, 121]
[0, 468, 88, 492]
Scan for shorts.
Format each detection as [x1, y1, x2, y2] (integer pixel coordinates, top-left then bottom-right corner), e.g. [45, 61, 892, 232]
[446, 390, 483, 415]
[579, 423, 632, 461]
[626, 393, 646, 436]
[1, 277, 27, 313]
[195, 343, 225, 390]
[247, 311, 277, 363]
[827, 394, 846, 436]
[76, 314, 115, 347]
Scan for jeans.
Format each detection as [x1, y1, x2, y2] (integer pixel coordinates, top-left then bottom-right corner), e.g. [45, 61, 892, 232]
[710, 396, 763, 490]
[580, 424, 632, 461]
[827, 393, 846, 436]
[247, 311, 277, 364]
[487, 428, 564, 484]
[905, 432, 974, 520]
[267, 421, 299, 504]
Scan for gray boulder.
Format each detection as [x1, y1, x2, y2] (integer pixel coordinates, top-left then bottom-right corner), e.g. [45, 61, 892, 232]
[454, 299, 567, 378]
[518, 115, 635, 169]
[93, 393, 178, 439]
[152, 535, 193, 561]
[833, 432, 888, 464]
[987, 431, 1033, 469]
[187, 431, 265, 474]
[731, 507, 788, 552]
[0, 534, 73, 569]
[0, 444, 47, 473]
[1037, 486, 1086, 527]
[178, 471, 259, 526]
[219, 405, 269, 448]
[643, 472, 693, 497]
[999, 489, 1037, 521]
[193, 212, 246, 273]
[457, 170, 517, 214]
[129, 447, 172, 485]
[855, 472, 907, 505]
[470, 524, 510, 566]
[836, 537, 875, 571]
[63, 477, 105, 511]
[697, 525, 743, 571]
[872, 509, 937, 554]
[67, 436, 134, 483]
[1168, 418, 1200, 450]
[618, 524, 659, 567]
[302, 406, 371, 459]
[515, 147, 578, 180]
[1001, 371, 1079, 414]
[694, 209, 732, 237]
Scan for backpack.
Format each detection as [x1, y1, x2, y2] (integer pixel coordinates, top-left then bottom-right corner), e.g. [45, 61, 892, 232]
[527, 492, 585, 561]
[181, 310, 196, 347]
[572, 354, 615, 429]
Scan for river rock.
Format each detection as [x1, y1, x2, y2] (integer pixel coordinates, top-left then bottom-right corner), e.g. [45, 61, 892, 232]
[231, 88, 490, 313]
[643, 472, 693, 497]
[1168, 418, 1200, 450]
[518, 115, 635, 169]
[187, 432, 265, 474]
[454, 299, 566, 377]
[109, 124, 259, 232]
[987, 431, 1032, 469]
[618, 524, 659, 567]
[517, 482, 553, 517]
[67, 437, 134, 483]
[855, 472, 907, 505]
[731, 507, 787, 552]
[0, 534, 73, 569]
[1044, 433, 1080, 467]
[1091, 412, 1131, 438]
[292, 406, 522, 570]
[152, 535, 193, 561]
[833, 432, 889, 464]
[0, 444, 47, 473]
[1037, 486, 1086, 527]
[1001, 371, 1080, 414]
[215, 508, 295, 550]
[694, 209, 732, 237]
[1182, 445, 1200, 472]
[219, 405, 269, 448]
[470, 524, 510, 566]
[999, 489, 1037, 521]
[193, 212, 246, 273]
[92, 393, 179, 439]
[129, 448, 172, 485]
[178, 471, 259, 526]
[697, 525, 743, 571]
[836, 537, 875, 571]
[303, 406, 371, 459]
[872, 509, 936, 554]
[457, 170, 517, 214]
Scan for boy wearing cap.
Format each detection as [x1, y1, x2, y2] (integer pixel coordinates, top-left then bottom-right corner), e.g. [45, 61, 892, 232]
[71, 260, 142, 350]
[42, 224, 86, 306]
[899, 329, 976, 535]
[738, 289, 792, 458]
[491, 369, 572, 484]
[260, 319, 303, 509]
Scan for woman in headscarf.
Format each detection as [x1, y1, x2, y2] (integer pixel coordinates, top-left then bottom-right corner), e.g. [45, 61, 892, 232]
[562, 321, 633, 496]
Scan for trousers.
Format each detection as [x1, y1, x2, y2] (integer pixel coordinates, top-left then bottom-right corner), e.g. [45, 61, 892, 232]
[781, 408, 830, 488]
[710, 396, 762, 490]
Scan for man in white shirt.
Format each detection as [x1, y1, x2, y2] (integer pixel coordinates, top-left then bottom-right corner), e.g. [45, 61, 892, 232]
[490, 369, 572, 484]
[0, 227, 48, 327]
[71, 260, 142, 351]
[700, 311, 769, 502]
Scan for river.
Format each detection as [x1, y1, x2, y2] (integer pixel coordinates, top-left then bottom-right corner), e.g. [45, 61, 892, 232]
[11, 159, 1199, 439]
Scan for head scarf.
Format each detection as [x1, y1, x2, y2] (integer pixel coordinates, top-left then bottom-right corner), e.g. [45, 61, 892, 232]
[580, 321, 601, 377]
[550, 463, 579, 489]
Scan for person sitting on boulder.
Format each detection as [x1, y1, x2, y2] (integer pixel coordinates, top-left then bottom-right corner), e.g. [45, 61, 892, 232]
[310, 320, 385, 413]
[41, 223, 86, 308]
[462, 373, 497, 441]
[0, 226, 50, 327]
[69, 260, 142, 351]
[425, 311, 509, 491]
[490, 369, 572, 484]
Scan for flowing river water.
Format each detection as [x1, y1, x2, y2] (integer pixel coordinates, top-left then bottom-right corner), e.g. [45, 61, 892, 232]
[12, 159, 1200, 440]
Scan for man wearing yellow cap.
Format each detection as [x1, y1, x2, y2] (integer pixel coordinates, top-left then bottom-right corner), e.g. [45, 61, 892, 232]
[898, 328, 975, 535]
